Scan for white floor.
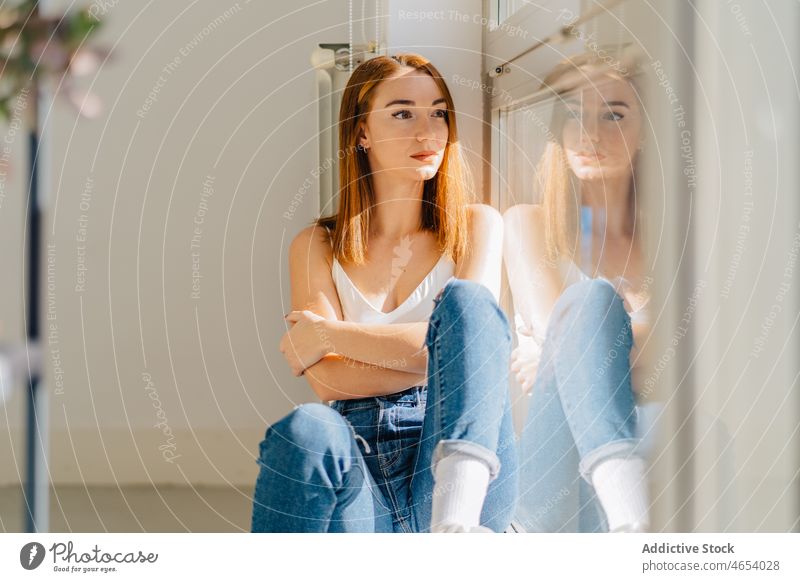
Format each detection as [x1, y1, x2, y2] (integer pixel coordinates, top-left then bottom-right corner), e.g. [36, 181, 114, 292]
[0, 484, 251, 532]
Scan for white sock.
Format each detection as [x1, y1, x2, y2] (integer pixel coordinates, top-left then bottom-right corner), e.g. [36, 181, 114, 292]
[591, 456, 651, 532]
[430, 452, 491, 531]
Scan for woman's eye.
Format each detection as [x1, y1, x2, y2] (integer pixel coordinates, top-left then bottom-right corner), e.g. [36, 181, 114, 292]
[433, 109, 448, 119]
[603, 111, 624, 121]
[392, 110, 412, 119]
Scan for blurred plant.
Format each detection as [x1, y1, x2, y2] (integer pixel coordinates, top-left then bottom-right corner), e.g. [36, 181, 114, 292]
[0, 0, 108, 121]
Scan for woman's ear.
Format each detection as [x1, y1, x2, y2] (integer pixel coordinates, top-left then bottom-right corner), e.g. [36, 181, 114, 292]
[357, 122, 370, 150]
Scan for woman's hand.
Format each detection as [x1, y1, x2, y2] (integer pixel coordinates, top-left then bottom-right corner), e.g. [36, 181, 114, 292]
[511, 334, 542, 396]
[607, 275, 650, 315]
[280, 310, 331, 376]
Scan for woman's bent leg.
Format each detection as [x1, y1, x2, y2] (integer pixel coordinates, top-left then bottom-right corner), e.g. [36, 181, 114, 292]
[251, 402, 393, 532]
[517, 278, 645, 532]
[551, 279, 641, 481]
[517, 353, 584, 532]
[409, 278, 518, 532]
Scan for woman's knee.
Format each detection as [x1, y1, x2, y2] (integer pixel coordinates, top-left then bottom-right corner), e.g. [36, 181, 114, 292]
[551, 278, 627, 331]
[562, 278, 622, 309]
[435, 278, 493, 308]
[430, 278, 510, 341]
[263, 403, 351, 456]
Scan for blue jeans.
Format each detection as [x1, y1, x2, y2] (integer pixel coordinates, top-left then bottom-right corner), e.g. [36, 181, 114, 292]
[516, 278, 660, 532]
[251, 279, 518, 532]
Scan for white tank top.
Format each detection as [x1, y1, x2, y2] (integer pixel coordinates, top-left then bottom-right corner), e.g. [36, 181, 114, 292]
[332, 254, 456, 324]
[323, 225, 456, 324]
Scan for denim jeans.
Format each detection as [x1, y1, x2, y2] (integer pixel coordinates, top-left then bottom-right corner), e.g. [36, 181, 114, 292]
[515, 278, 661, 532]
[251, 278, 519, 532]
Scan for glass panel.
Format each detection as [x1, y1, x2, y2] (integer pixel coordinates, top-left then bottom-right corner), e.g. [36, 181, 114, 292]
[503, 99, 555, 208]
[500, 49, 654, 532]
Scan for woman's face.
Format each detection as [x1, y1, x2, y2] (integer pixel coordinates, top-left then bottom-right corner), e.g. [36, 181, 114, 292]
[560, 77, 642, 181]
[359, 68, 449, 181]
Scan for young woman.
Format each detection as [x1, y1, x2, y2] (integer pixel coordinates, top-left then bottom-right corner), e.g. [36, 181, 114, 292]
[251, 54, 517, 533]
[504, 52, 659, 533]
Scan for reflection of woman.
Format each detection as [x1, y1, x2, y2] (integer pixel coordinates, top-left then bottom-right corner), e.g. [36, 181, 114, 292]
[251, 54, 517, 532]
[504, 53, 657, 532]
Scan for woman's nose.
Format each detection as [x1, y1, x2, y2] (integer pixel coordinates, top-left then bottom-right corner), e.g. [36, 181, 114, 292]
[580, 116, 600, 144]
[415, 115, 436, 140]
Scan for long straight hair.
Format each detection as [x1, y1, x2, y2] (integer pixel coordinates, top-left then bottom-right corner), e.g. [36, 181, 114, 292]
[537, 51, 643, 264]
[317, 54, 471, 265]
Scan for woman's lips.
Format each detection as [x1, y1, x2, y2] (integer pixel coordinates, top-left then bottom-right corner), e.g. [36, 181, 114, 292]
[575, 152, 605, 160]
[411, 152, 438, 162]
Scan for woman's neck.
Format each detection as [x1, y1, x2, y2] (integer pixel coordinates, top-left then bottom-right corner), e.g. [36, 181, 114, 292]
[580, 173, 633, 240]
[370, 173, 425, 240]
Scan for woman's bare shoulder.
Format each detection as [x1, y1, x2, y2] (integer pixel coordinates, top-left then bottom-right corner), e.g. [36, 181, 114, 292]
[503, 204, 548, 250]
[289, 224, 334, 268]
[503, 203, 545, 227]
[464, 203, 503, 246]
[287, 223, 343, 319]
[467, 202, 503, 224]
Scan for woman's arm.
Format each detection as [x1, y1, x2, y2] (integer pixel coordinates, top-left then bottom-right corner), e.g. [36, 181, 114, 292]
[503, 204, 570, 393]
[454, 203, 506, 300]
[305, 354, 428, 401]
[282, 311, 429, 374]
[315, 320, 429, 374]
[503, 204, 567, 336]
[281, 225, 428, 401]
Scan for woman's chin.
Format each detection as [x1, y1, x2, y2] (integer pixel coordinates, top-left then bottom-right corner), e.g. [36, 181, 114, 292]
[415, 167, 439, 181]
[571, 166, 605, 180]
[386, 165, 440, 182]
[572, 165, 627, 181]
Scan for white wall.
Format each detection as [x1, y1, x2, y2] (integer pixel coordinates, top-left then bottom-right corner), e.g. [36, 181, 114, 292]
[1, 0, 353, 486]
